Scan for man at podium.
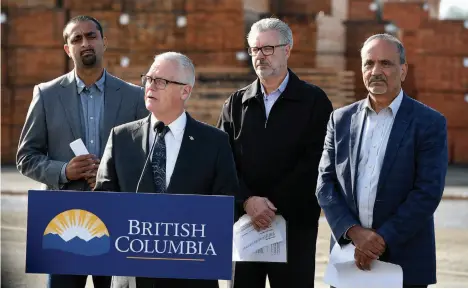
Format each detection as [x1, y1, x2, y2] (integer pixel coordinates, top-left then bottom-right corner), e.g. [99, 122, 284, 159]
[94, 52, 239, 288]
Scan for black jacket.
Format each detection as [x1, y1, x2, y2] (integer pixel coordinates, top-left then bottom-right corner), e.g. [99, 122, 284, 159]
[95, 113, 239, 198]
[217, 69, 333, 227]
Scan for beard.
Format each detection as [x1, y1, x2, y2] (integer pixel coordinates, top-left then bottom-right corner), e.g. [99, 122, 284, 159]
[81, 53, 97, 67]
[256, 67, 273, 78]
[254, 58, 274, 78]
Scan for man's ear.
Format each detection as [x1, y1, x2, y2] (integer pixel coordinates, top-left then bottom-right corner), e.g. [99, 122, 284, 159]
[64, 44, 71, 58]
[285, 44, 291, 59]
[103, 36, 108, 52]
[400, 63, 408, 82]
[181, 85, 192, 101]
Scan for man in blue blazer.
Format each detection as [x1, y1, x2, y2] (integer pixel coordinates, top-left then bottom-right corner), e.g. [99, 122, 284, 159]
[316, 33, 448, 288]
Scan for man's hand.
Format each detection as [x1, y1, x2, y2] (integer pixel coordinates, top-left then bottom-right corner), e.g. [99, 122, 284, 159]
[355, 247, 373, 270]
[85, 158, 100, 190]
[347, 225, 386, 260]
[244, 196, 277, 230]
[87, 176, 96, 190]
[65, 154, 99, 181]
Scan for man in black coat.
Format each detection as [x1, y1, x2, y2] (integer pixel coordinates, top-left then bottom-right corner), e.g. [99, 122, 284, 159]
[217, 18, 333, 288]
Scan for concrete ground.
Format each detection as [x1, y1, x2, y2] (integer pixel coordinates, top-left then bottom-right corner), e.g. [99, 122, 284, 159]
[1, 166, 468, 288]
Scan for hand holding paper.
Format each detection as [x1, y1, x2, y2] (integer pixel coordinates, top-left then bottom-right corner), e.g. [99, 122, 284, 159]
[324, 243, 403, 288]
[67, 139, 99, 181]
[70, 138, 90, 156]
[233, 214, 287, 263]
[347, 225, 386, 261]
[65, 155, 99, 181]
[355, 247, 373, 271]
[244, 197, 277, 230]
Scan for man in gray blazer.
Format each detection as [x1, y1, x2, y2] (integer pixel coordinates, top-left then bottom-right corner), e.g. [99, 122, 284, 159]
[16, 15, 148, 288]
[94, 52, 239, 288]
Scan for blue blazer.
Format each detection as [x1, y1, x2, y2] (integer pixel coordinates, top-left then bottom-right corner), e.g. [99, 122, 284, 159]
[316, 93, 448, 285]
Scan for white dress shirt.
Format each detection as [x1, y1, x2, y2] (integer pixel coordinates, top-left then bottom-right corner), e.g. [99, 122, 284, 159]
[149, 112, 187, 188]
[356, 89, 403, 228]
[260, 72, 289, 118]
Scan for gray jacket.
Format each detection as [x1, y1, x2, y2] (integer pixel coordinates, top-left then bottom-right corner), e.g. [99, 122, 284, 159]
[16, 70, 148, 191]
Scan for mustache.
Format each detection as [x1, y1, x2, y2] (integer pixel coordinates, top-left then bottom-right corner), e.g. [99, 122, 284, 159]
[80, 48, 95, 55]
[369, 75, 386, 83]
[256, 59, 270, 66]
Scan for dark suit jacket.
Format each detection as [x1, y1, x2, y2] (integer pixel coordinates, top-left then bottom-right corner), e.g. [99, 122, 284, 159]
[217, 69, 333, 226]
[16, 70, 148, 191]
[316, 93, 448, 285]
[94, 112, 239, 198]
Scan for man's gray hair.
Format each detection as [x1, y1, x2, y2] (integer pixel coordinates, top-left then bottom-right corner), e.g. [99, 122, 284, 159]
[154, 52, 195, 87]
[247, 18, 294, 49]
[361, 33, 406, 64]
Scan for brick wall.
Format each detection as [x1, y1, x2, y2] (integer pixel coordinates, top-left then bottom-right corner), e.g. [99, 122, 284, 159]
[381, 0, 441, 20]
[0, 0, 247, 164]
[348, 0, 377, 20]
[449, 128, 468, 164]
[2, 0, 56, 8]
[272, 0, 332, 15]
[280, 14, 318, 69]
[382, 0, 429, 30]
[387, 1, 468, 163]
[343, 0, 467, 164]
[316, 0, 347, 71]
[1, 5, 68, 163]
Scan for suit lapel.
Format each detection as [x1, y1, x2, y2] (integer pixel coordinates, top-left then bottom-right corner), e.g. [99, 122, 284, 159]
[59, 71, 82, 140]
[102, 73, 123, 154]
[167, 113, 197, 194]
[377, 95, 413, 193]
[133, 116, 156, 193]
[349, 101, 366, 207]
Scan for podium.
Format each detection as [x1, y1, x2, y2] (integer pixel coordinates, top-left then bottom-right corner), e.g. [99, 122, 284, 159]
[26, 190, 234, 281]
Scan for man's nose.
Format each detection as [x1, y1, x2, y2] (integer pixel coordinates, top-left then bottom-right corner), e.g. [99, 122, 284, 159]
[254, 52, 265, 62]
[371, 63, 382, 75]
[146, 84, 157, 91]
[81, 37, 90, 47]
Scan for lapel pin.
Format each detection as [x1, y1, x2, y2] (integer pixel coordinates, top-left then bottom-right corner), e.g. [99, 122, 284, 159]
[189, 136, 194, 140]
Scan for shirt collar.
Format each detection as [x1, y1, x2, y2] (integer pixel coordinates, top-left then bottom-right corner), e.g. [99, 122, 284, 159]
[260, 72, 290, 96]
[75, 69, 106, 94]
[365, 88, 404, 115]
[150, 111, 187, 142]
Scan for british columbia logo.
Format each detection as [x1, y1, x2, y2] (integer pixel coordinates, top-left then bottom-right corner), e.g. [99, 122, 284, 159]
[42, 209, 110, 256]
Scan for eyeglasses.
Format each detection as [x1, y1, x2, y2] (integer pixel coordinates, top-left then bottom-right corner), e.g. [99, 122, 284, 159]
[247, 44, 288, 56]
[141, 75, 187, 90]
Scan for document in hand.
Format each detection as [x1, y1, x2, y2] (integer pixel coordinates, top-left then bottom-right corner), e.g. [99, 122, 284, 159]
[233, 215, 287, 263]
[69, 138, 89, 156]
[324, 243, 403, 288]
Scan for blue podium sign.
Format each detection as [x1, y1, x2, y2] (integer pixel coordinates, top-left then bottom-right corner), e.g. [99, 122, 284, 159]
[26, 190, 234, 280]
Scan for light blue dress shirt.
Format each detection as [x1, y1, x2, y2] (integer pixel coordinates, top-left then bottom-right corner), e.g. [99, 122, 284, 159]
[260, 72, 290, 118]
[60, 70, 106, 184]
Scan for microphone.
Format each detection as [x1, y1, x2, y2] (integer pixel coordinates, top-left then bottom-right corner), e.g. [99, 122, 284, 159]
[135, 120, 165, 193]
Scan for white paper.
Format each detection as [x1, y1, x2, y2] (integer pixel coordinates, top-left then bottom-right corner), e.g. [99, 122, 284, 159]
[324, 243, 403, 288]
[334, 260, 403, 288]
[324, 243, 355, 287]
[233, 215, 287, 263]
[233, 214, 283, 258]
[70, 138, 89, 156]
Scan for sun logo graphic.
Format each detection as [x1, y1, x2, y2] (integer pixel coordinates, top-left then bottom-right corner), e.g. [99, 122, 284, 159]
[42, 209, 110, 256]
